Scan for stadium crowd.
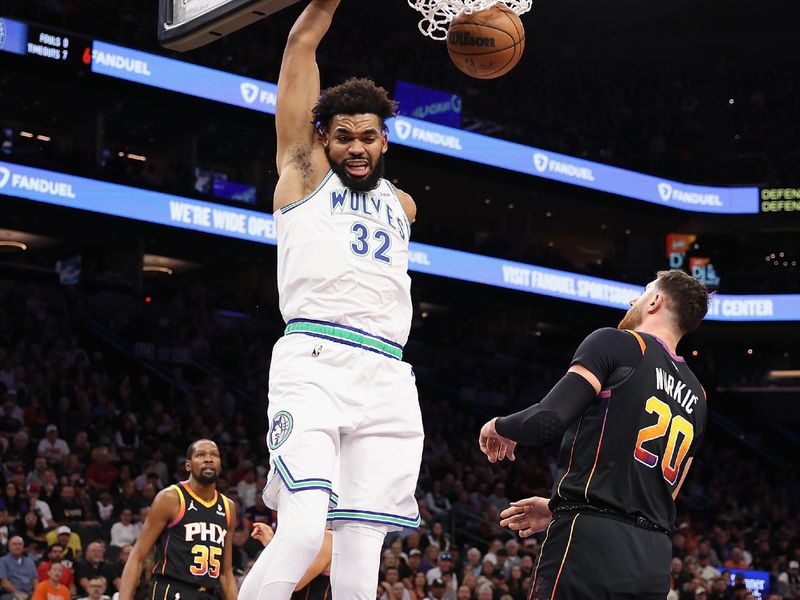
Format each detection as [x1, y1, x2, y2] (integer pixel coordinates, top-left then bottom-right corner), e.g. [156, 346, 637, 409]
[0, 279, 797, 600]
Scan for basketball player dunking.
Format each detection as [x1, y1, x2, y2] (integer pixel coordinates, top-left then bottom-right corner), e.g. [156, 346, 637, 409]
[118, 440, 237, 600]
[239, 1, 423, 599]
[479, 269, 710, 599]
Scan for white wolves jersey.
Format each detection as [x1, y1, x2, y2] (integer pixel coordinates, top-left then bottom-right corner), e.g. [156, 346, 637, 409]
[275, 171, 413, 346]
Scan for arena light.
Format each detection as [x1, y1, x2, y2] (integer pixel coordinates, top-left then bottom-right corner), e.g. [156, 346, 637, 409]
[0, 241, 27, 250]
[1, 160, 798, 322]
[767, 370, 800, 379]
[143, 265, 173, 275]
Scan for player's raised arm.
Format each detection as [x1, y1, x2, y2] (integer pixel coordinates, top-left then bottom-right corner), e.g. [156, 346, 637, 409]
[117, 488, 178, 600]
[275, 0, 340, 175]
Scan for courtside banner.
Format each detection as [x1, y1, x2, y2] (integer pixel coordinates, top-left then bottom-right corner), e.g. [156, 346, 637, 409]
[1, 162, 795, 321]
[87, 41, 758, 214]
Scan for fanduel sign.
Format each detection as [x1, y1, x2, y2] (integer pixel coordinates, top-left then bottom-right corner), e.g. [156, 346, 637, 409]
[90, 41, 277, 113]
[86, 39, 758, 214]
[1, 161, 796, 321]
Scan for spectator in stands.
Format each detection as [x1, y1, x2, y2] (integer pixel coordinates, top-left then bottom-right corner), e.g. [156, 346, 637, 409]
[0, 392, 24, 433]
[25, 485, 52, 529]
[108, 545, 131, 588]
[463, 547, 482, 578]
[426, 522, 451, 553]
[698, 552, 721, 584]
[75, 576, 109, 600]
[410, 571, 427, 600]
[37, 426, 68, 466]
[93, 491, 115, 528]
[37, 470, 58, 509]
[4, 432, 34, 468]
[0, 535, 37, 600]
[85, 447, 119, 493]
[236, 466, 257, 509]
[109, 509, 136, 548]
[12, 511, 45, 551]
[43, 528, 80, 567]
[24, 458, 48, 490]
[777, 560, 800, 598]
[74, 542, 116, 597]
[426, 552, 458, 591]
[424, 481, 451, 521]
[30, 563, 69, 600]
[1, 484, 27, 525]
[724, 548, 749, 570]
[36, 544, 76, 596]
[426, 578, 446, 600]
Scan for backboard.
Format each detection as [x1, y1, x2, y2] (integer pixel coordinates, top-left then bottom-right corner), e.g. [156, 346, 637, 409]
[158, 0, 302, 52]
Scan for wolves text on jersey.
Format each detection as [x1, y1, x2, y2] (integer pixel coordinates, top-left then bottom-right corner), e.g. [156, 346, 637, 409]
[330, 188, 410, 241]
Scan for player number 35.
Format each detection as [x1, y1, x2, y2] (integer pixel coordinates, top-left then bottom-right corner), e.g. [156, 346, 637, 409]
[190, 544, 222, 578]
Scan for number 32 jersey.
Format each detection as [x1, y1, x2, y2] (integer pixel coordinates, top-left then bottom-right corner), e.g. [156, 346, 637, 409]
[275, 171, 413, 346]
[153, 482, 233, 589]
[551, 328, 707, 533]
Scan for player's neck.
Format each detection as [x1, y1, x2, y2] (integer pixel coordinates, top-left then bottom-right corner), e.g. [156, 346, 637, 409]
[185, 478, 217, 502]
[637, 324, 680, 355]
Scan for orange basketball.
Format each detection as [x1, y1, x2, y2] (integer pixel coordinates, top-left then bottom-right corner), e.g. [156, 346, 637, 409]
[446, 4, 525, 79]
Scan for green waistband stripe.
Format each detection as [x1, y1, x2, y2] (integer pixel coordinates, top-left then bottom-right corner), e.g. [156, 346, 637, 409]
[285, 321, 403, 360]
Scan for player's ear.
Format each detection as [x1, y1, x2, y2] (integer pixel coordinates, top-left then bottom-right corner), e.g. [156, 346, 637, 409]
[381, 131, 388, 154]
[648, 293, 663, 313]
[318, 127, 329, 147]
[185, 459, 191, 473]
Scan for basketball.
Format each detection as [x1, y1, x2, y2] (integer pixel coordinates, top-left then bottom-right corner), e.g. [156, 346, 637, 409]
[446, 4, 525, 79]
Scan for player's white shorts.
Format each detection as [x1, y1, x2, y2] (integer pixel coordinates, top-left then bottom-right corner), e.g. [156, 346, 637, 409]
[263, 320, 424, 531]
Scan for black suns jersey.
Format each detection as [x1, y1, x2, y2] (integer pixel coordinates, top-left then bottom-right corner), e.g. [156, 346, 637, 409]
[153, 482, 233, 589]
[550, 328, 707, 533]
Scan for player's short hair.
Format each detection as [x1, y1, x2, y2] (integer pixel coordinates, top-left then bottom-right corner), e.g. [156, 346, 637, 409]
[186, 439, 216, 460]
[655, 269, 710, 334]
[313, 78, 398, 132]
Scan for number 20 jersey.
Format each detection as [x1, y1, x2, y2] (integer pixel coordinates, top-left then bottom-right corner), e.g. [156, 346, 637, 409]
[551, 331, 707, 533]
[152, 482, 232, 589]
[275, 171, 413, 346]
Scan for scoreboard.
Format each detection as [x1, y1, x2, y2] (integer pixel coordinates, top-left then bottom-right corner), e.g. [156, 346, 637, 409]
[0, 17, 92, 70]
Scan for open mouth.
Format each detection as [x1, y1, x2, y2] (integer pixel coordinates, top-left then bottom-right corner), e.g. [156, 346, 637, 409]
[201, 467, 215, 475]
[344, 160, 370, 178]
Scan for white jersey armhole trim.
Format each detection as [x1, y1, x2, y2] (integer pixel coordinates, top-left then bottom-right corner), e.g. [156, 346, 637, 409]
[279, 170, 335, 215]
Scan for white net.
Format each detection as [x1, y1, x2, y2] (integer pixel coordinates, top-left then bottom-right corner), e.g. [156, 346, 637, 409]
[409, 0, 532, 41]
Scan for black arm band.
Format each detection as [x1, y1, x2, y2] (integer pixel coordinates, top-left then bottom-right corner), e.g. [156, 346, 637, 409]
[495, 372, 598, 446]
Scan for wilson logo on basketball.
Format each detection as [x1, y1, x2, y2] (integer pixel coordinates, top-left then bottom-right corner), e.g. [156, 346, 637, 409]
[448, 31, 496, 47]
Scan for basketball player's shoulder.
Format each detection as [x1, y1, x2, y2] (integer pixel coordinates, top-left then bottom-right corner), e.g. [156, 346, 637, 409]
[389, 183, 416, 222]
[582, 327, 635, 346]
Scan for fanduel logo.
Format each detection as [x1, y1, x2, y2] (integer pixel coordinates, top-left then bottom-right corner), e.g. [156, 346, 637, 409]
[531, 153, 595, 181]
[657, 182, 722, 207]
[240, 82, 276, 107]
[394, 120, 412, 141]
[393, 120, 462, 150]
[0, 167, 77, 198]
[91, 49, 151, 76]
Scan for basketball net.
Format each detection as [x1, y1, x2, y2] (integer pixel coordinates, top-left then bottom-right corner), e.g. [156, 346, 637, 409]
[408, 0, 532, 40]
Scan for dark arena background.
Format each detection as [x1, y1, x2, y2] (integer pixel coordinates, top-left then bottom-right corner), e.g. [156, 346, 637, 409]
[1, 1, 799, 599]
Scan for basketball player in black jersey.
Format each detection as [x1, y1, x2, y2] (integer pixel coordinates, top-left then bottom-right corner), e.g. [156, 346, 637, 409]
[118, 440, 237, 600]
[479, 269, 710, 599]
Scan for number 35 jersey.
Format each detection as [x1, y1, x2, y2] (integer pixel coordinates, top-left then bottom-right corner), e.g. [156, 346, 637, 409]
[551, 328, 707, 533]
[153, 482, 233, 589]
[275, 171, 413, 346]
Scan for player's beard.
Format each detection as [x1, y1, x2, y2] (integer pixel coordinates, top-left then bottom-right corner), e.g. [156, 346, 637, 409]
[326, 148, 385, 192]
[618, 301, 645, 331]
[196, 469, 218, 485]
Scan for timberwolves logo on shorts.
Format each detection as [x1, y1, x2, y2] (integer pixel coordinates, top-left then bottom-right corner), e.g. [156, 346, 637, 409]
[268, 411, 294, 450]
